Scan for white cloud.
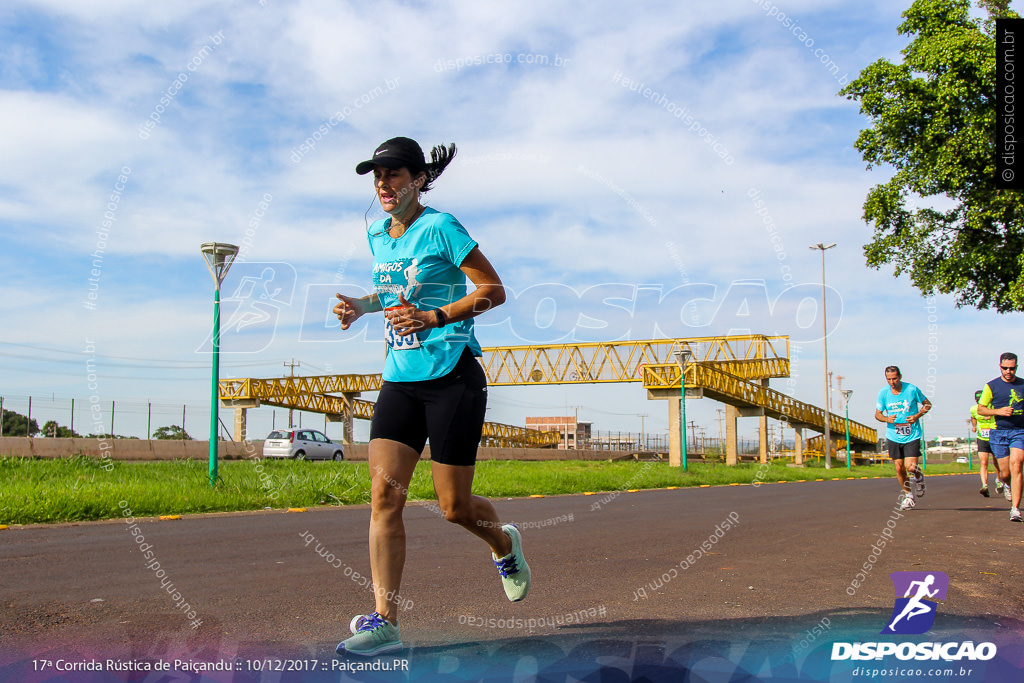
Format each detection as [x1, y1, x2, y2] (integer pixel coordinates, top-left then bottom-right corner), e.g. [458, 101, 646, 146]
[0, 0, 1009, 440]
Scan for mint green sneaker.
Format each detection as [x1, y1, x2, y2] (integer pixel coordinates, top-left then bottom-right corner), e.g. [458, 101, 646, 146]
[348, 613, 375, 634]
[493, 524, 531, 602]
[336, 612, 402, 656]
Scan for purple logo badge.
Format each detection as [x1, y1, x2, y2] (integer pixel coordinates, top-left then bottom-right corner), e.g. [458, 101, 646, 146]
[881, 571, 949, 635]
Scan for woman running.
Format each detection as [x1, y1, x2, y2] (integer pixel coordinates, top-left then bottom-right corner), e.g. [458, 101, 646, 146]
[332, 137, 530, 656]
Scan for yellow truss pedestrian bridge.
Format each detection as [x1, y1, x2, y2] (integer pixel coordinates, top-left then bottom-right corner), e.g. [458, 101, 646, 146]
[219, 335, 876, 463]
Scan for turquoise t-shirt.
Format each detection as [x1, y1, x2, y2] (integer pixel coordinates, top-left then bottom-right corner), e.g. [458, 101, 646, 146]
[876, 382, 928, 443]
[368, 207, 482, 382]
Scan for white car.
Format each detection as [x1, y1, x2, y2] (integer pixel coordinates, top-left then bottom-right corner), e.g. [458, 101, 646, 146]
[955, 455, 968, 464]
[263, 428, 344, 460]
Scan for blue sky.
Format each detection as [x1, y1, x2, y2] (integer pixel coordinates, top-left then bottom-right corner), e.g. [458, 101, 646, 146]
[0, 0, 1015, 444]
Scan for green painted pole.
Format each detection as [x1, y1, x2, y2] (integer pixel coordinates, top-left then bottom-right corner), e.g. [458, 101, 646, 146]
[845, 404, 851, 470]
[920, 425, 927, 471]
[209, 288, 221, 487]
[967, 427, 972, 469]
[680, 390, 688, 472]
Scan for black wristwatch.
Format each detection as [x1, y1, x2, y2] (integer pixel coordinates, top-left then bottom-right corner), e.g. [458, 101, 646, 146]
[433, 308, 447, 328]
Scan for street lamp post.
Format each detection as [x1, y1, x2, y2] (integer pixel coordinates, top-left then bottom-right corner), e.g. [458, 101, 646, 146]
[201, 242, 239, 487]
[674, 348, 693, 471]
[810, 242, 836, 468]
[841, 389, 853, 470]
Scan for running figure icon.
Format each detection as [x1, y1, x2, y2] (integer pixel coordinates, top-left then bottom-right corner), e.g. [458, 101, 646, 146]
[881, 571, 949, 635]
[887, 574, 939, 631]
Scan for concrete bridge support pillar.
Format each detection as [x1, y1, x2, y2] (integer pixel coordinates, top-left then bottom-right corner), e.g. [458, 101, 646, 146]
[726, 404, 739, 466]
[226, 399, 260, 442]
[759, 380, 769, 464]
[668, 396, 682, 467]
[234, 407, 247, 442]
[341, 392, 357, 444]
[326, 392, 360, 445]
[759, 416, 768, 464]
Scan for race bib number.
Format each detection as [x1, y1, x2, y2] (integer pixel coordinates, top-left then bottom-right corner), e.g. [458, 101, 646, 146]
[979, 428, 991, 439]
[384, 315, 421, 350]
[894, 423, 912, 438]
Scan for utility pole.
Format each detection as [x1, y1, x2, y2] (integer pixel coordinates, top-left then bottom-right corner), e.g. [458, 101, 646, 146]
[810, 241, 836, 468]
[835, 374, 845, 416]
[284, 359, 301, 427]
[717, 408, 725, 456]
[637, 413, 648, 450]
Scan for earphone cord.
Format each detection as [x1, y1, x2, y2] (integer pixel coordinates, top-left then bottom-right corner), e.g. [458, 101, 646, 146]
[365, 194, 385, 237]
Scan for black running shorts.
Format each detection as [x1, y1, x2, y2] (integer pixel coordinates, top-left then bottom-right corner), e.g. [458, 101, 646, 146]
[370, 348, 487, 466]
[887, 439, 922, 460]
[977, 437, 992, 454]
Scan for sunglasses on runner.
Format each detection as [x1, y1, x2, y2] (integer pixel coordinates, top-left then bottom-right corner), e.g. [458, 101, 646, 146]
[1001, 365, 1018, 372]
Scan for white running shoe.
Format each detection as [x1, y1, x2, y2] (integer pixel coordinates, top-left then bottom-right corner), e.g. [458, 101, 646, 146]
[1011, 507, 1022, 523]
[336, 612, 402, 657]
[1004, 483, 1013, 502]
[493, 524, 531, 602]
[899, 494, 916, 511]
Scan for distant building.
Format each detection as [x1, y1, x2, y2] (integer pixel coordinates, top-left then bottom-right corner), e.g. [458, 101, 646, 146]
[928, 436, 967, 453]
[526, 416, 592, 450]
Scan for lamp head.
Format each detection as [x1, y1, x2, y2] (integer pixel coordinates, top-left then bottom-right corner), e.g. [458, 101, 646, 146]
[201, 242, 240, 288]
[674, 345, 693, 365]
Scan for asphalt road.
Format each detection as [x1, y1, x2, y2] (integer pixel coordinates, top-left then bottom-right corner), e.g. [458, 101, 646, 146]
[2, 472, 1022, 682]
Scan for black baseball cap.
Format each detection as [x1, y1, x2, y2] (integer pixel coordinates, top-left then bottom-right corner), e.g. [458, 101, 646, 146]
[355, 137, 426, 175]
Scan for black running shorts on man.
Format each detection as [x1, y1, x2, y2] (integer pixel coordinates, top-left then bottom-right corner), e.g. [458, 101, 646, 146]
[888, 440, 922, 460]
[370, 348, 487, 466]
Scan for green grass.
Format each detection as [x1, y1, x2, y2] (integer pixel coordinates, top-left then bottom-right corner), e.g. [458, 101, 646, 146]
[0, 455, 973, 525]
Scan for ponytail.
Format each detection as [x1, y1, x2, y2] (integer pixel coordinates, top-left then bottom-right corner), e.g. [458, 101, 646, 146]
[420, 143, 456, 193]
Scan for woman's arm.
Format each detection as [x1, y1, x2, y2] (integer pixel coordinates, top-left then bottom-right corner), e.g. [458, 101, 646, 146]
[333, 292, 382, 330]
[387, 247, 505, 335]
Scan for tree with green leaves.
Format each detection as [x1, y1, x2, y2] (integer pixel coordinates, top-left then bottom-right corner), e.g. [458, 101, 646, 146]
[840, 0, 1024, 311]
[2, 409, 38, 436]
[40, 420, 81, 438]
[153, 425, 192, 440]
